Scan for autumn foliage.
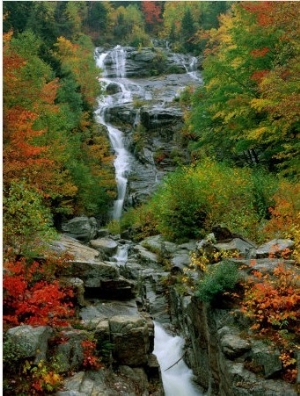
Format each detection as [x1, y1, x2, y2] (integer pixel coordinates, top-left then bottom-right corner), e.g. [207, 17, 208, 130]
[3, 258, 74, 328]
[241, 262, 300, 382]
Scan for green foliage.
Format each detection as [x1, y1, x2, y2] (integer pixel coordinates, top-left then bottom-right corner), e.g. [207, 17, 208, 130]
[145, 160, 278, 242]
[187, 2, 300, 176]
[120, 205, 157, 241]
[106, 219, 121, 235]
[3, 181, 57, 257]
[150, 49, 168, 76]
[111, 4, 150, 47]
[195, 261, 240, 304]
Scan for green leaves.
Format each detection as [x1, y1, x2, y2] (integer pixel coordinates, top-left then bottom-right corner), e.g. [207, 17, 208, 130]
[144, 160, 278, 242]
[3, 181, 57, 256]
[195, 260, 240, 304]
[187, 2, 299, 176]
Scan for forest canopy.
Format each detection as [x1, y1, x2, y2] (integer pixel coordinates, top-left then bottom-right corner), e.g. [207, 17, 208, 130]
[3, 1, 299, 257]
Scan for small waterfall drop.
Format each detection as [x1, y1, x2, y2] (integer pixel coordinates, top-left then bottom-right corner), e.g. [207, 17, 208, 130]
[95, 46, 133, 220]
[113, 243, 129, 265]
[154, 322, 203, 396]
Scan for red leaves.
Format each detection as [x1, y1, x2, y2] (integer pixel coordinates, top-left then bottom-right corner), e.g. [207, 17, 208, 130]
[242, 2, 275, 27]
[141, 1, 162, 25]
[81, 339, 102, 370]
[3, 258, 74, 328]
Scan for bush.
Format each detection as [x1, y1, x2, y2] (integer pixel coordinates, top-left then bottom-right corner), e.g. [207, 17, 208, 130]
[3, 181, 57, 257]
[195, 260, 240, 304]
[148, 159, 278, 241]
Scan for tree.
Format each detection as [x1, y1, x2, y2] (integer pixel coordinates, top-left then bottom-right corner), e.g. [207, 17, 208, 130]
[141, 1, 162, 34]
[186, 2, 299, 176]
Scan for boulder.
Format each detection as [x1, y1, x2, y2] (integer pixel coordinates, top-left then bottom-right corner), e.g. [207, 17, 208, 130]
[53, 330, 90, 372]
[62, 216, 98, 242]
[140, 106, 183, 130]
[92, 276, 137, 300]
[90, 237, 118, 257]
[250, 340, 282, 378]
[64, 261, 119, 288]
[133, 244, 159, 264]
[141, 235, 178, 254]
[6, 325, 53, 363]
[218, 327, 251, 359]
[109, 315, 151, 366]
[50, 234, 101, 262]
[256, 239, 294, 258]
[214, 238, 257, 258]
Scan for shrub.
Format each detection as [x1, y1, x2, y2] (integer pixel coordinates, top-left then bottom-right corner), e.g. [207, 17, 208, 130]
[3, 181, 57, 257]
[148, 159, 278, 241]
[241, 263, 300, 383]
[3, 258, 74, 328]
[195, 260, 240, 304]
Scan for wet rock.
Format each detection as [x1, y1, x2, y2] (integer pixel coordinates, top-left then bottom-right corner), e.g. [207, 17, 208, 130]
[90, 237, 118, 257]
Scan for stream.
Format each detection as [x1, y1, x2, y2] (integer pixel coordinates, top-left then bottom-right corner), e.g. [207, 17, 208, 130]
[154, 322, 203, 396]
[94, 44, 203, 395]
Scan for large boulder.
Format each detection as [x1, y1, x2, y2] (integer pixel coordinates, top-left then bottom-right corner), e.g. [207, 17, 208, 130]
[63, 261, 119, 288]
[256, 239, 294, 258]
[89, 237, 118, 258]
[109, 315, 152, 366]
[6, 325, 53, 363]
[50, 234, 101, 262]
[62, 216, 98, 242]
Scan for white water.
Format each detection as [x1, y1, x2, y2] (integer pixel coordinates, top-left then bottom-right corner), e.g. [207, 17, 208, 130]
[95, 46, 133, 220]
[113, 243, 129, 265]
[154, 322, 203, 396]
[95, 45, 202, 220]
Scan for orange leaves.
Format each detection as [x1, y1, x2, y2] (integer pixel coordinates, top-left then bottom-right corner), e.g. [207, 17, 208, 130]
[242, 262, 300, 336]
[242, 1, 275, 27]
[250, 47, 270, 58]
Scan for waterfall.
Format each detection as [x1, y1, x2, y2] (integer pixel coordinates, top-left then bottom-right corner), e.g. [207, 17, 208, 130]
[154, 322, 203, 396]
[95, 46, 133, 220]
[111, 45, 126, 78]
[113, 243, 129, 265]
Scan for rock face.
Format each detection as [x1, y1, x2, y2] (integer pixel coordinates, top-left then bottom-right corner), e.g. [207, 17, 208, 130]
[96, 44, 202, 208]
[168, 293, 298, 396]
[6, 230, 299, 396]
[110, 315, 152, 366]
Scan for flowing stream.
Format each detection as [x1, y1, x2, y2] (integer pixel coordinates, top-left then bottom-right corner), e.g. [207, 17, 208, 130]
[95, 46, 133, 220]
[154, 322, 203, 395]
[94, 45, 203, 394]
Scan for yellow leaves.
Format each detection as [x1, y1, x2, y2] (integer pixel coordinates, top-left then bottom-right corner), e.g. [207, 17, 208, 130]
[250, 98, 273, 112]
[54, 36, 76, 59]
[247, 126, 269, 141]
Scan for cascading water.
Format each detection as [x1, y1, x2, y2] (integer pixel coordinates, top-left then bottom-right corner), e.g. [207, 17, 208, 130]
[154, 322, 203, 395]
[93, 44, 204, 395]
[95, 46, 133, 220]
